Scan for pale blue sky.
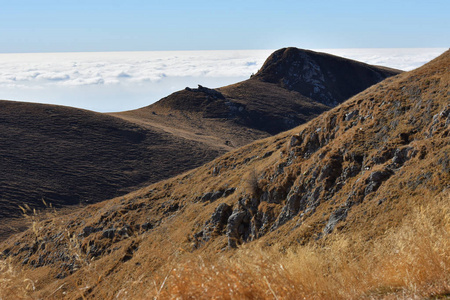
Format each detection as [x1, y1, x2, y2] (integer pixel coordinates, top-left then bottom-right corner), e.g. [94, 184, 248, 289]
[0, 0, 449, 53]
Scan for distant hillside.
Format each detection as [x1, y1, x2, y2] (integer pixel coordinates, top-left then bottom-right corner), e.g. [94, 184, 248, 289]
[0, 101, 222, 237]
[115, 47, 400, 137]
[0, 48, 399, 240]
[0, 51, 447, 299]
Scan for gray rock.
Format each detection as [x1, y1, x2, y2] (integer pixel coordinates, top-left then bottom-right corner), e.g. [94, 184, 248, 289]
[118, 225, 132, 236]
[82, 226, 95, 237]
[226, 210, 248, 248]
[210, 203, 233, 227]
[344, 110, 359, 122]
[365, 169, 393, 195]
[290, 135, 302, 147]
[102, 228, 116, 239]
[210, 191, 223, 202]
[342, 163, 360, 179]
[274, 192, 301, 228]
[368, 170, 392, 183]
[193, 203, 233, 248]
[222, 187, 236, 197]
[1, 248, 10, 257]
[200, 192, 214, 202]
[141, 222, 153, 231]
[391, 147, 415, 166]
[323, 207, 348, 235]
[201, 189, 234, 202]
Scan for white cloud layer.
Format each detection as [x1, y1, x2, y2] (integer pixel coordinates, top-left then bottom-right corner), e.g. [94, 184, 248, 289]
[0, 48, 446, 112]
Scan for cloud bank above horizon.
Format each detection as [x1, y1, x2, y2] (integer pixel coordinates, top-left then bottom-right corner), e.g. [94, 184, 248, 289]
[0, 48, 446, 112]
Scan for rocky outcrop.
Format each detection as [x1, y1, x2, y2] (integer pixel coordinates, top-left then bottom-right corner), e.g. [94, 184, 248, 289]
[194, 203, 233, 247]
[193, 50, 447, 247]
[185, 85, 225, 100]
[254, 48, 400, 106]
[426, 104, 450, 138]
[198, 188, 236, 203]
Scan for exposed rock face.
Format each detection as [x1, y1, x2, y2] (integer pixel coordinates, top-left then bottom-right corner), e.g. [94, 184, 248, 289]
[323, 206, 348, 235]
[426, 104, 450, 138]
[226, 210, 249, 248]
[194, 50, 449, 247]
[185, 85, 225, 100]
[199, 188, 236, 203]
[254, 47, 400, 106]
[194, 203, 233, 247]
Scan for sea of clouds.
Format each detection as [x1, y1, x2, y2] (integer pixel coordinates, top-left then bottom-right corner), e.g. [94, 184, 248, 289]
[0, 48, 446, 112]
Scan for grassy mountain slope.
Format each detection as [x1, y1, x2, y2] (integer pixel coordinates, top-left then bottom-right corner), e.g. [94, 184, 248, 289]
[0, 51, 447, 298]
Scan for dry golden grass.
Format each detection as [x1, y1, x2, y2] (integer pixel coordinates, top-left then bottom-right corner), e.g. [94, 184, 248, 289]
[150, 192, 449, 300]
[243, 168, 261, 197]
[0, 258, 34, 299]
[4, 191, 447, 299]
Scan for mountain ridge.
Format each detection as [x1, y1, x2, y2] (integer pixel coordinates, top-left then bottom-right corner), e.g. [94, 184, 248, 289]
[116, 48, 400, 135]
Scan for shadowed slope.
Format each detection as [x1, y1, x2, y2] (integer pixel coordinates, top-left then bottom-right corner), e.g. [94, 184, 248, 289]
[0, 101, 222, 237]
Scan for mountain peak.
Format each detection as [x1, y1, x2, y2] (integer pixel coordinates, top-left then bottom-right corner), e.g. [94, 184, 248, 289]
[253, 47, 401, 106]
[142, 48, 400, 136]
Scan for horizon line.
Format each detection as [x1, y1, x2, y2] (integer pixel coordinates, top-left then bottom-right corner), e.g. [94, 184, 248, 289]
[0, 47, 448, 55]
